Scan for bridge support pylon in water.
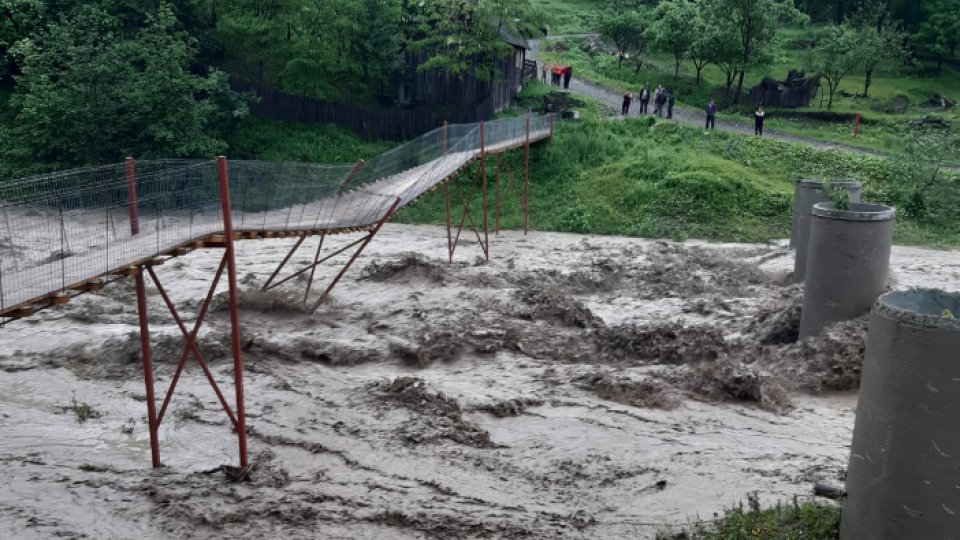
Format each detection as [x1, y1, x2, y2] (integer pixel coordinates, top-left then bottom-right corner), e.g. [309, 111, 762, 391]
[126, 157, 249, 469]
[259, 196, 402, 311]
[494, 116, 531, 236]
[443, 121, 492, 263]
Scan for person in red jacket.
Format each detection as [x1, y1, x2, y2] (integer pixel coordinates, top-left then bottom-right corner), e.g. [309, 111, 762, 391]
[622, 92, 633, 116]
[562, 65, 572, 89]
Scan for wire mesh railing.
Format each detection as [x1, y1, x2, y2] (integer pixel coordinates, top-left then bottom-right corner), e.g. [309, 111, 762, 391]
[0, 113, 553, 315]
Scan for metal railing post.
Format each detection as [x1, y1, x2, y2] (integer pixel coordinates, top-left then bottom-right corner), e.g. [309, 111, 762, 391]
[336, 159, 365, 196]
[442, 122, 448, 155]
[125, 157, 140, 235]
[126, 157, 161, 468]
[480, 121, 489, 261]
[217, 156, 249, 469]
[524, 115, 531, 235]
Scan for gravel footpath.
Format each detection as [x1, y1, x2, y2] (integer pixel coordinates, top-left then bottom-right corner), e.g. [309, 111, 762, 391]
[531, 38, 890, 159]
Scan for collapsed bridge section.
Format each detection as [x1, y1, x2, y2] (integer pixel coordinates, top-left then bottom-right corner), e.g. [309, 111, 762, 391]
[0, 113, 554, 468]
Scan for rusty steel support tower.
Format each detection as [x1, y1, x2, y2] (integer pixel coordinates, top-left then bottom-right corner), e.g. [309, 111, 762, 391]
[127, 156, 249, 469]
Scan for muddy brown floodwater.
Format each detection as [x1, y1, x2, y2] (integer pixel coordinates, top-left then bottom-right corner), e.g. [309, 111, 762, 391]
[1, 224, 958, 539]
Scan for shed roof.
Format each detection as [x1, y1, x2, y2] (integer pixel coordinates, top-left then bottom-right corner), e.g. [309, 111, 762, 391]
[499, 26, 529, 50]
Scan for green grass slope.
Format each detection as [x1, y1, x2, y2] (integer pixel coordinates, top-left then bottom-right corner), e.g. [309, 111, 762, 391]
[395, 116, 960, 247]
[228, 117, 395, 163]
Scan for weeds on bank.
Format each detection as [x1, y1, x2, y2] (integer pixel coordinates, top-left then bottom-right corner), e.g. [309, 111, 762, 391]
[660, 493, 841, 540]
[59, 392, 103, 424]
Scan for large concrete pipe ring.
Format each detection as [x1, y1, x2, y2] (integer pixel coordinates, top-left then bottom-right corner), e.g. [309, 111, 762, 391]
[841, 289, 960, 539]
[791, 180, 862, 280]
[798, 202, 895, 340]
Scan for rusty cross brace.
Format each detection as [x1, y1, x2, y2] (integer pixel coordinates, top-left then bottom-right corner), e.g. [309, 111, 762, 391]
[495, 116, 531, 236]
[262, 235, 369, 292]
[261, 233, 308, 291]
[258, 197, 402, 311]
[446, 166, 489, 262]
[128, 156, 248, 469]
[443, 122, 490, 264]
[146, 257, 238, 430]
[494, 153, 528, 235]
[308, 196, 401, 312]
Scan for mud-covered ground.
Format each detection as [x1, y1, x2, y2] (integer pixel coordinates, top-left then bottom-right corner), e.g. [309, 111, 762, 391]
[1, 225, 958, 539]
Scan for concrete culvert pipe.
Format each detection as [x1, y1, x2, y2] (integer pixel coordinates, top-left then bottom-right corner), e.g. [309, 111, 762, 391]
[798, 202, 895, 340]
[791, 180, 862, 280]
[841, 289, 960, 540]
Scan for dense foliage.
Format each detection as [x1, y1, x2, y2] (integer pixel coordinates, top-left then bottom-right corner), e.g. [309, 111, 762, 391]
[0, 0, 546, 173]
[1, 3, 246, 174]
[574, 0, 958, 105]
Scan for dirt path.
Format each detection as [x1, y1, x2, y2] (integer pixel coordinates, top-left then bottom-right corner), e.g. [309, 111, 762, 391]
[531, 38, 890, 159]
[1, 224, 958, 538]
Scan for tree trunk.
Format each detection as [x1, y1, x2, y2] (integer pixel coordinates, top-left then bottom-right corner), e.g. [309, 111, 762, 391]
[674, 58, 680, 79]
[863, 68, 873, 97]
[696, 65, 703, 85]
[828, 80, 836, 109]
[734, 70, 746, 104]
[618, 54, 623, 69]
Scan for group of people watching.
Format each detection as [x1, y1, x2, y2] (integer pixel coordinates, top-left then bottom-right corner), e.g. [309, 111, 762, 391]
[621, 90, 767, 137]
[542, 63, 572, 90]
[621, 83, 675, 119]
[705, 100, 765, 136]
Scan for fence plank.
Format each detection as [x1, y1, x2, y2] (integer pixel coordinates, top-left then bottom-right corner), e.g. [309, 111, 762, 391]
[230, 74, 521, 141]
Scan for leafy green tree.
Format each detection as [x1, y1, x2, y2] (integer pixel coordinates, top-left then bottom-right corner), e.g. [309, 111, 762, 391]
[402, 0, 540, 83]
[698, 14, 745, 94]
[653, 0, 700, 79]
[892, 127, 960, 223]
[702, 0, 807, 103]
[687, 2, 716, 85]
[914, 0, 960, 70]
[599, 12, 646, 70]
[851, 1, 906, 96]
[0, 0, 46, 80]
[805, 23, 860, 108]
[5, 4, 246, 170]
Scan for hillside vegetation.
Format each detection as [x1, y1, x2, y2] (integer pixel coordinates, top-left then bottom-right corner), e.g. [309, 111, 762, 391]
[395, 112, 960, 246]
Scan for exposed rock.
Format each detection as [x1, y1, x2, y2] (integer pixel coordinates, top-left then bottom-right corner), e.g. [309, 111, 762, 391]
[748, 70, 820, 108]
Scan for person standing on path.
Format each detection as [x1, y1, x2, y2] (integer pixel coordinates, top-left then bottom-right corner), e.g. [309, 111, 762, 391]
[705, 99, 717, 130]
[563, 65, 572, 89]
[754, 105, 765, 136]
[639, 84, 650, 115]
[541, 63, 548, 84]
[667, 90, 675, 120]
[655, 86, 667, 118]
[622, 92, 633, 116]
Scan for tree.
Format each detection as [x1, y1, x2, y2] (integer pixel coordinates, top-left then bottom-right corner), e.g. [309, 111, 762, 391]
[603, 0, 648, 15]
[914, 0, 960, 70]
[402, 0, 541, 83]
[805, 23, 860, 108]
[892, 127, 960, 223]
[218, 0, 402, 100]
[0, 0, 46, 80]
[702, 0, 807, 103]
[653, 0, 700, 79]
[599, 11, 652, 70]
[5, 4, 246, 169]
[851, 1, 906, 97]
[688, 1, 719, 86]
[698, 12, 744, 94]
